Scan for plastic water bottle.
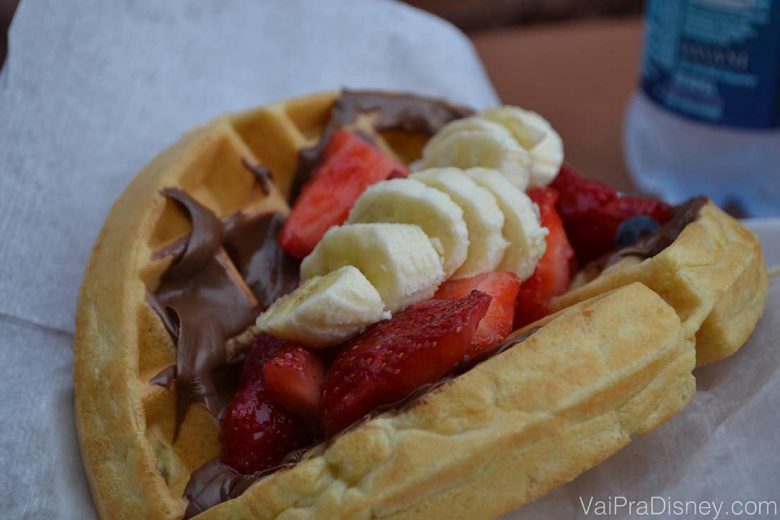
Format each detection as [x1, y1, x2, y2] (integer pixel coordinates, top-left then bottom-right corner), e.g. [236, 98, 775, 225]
[625, 0, 780, 217]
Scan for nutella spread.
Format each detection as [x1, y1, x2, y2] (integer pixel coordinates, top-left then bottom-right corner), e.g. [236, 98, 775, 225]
[291, 89, 474, 203]
[223, 210, 299, 309]
[240, 157, 273, 195]
[183, 460, 260, 519]
[149, 189, 298, 435]
[183, 444, 315, 519]
[149, 90, 472, 432]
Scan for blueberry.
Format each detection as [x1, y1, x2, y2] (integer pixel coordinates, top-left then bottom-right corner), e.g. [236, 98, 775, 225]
[615, 215, 661, 248]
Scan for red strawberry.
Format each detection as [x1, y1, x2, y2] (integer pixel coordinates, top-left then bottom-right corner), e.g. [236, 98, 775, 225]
[262, 346, 325, 428]
[515, 188, 575, 328]
[279, 131, 408, 258]
[238, 333, 290, 389]
[435, 272, 520, 358]
[220, 380, 311, 474]
[550, 164, 672, 264]
[320, 291, 491, 437]
[220, 334, 313, 474]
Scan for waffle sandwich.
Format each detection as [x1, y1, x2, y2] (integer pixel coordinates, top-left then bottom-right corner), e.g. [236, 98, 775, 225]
[74, 90, 768, 519]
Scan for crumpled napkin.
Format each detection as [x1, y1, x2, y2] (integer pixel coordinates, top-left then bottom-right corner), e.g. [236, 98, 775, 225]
[0, 1, 776, 518]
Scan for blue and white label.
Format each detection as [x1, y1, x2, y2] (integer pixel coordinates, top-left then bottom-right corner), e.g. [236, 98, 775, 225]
[641, 0, 780, 129]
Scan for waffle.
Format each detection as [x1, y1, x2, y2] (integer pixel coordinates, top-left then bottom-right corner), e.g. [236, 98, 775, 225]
[73, 90, 765, 519]
[550, 200, 768, 366]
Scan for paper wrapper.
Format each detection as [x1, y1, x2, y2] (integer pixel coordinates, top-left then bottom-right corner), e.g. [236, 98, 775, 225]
[0, 1, 776, 518]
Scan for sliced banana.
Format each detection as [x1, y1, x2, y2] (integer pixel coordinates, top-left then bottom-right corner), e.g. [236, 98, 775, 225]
[256, 266, 389, 348]
[481, 106, 564, 187]
[301, 223, 444, 312]
[410, 167, 508, 279]
[416, 117, 532, 190]
[347, 178, 468, 278]
[464, 168, 548, 281]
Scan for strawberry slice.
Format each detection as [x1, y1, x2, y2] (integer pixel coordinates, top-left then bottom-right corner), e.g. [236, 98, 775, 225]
[550, 164, 671, 264]
[279, 130, 408, 258]
[435, 272, 520, 358]
[262, 346, 325, 428]
[320, 291, 491, 437]
[220, 334, 312, 474]
[514, 188, 575, 328]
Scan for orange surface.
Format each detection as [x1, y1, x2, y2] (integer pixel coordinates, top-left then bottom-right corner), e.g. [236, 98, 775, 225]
[472, 18, 645, 193]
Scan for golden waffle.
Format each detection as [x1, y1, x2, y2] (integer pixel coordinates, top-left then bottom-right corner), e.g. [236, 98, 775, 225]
[74, 90, 765, 519]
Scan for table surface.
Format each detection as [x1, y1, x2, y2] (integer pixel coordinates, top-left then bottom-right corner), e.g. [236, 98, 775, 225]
[472, 17, 643, 193]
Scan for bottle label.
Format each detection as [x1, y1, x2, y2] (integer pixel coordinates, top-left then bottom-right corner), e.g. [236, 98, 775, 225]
[641, 0, 780, 129]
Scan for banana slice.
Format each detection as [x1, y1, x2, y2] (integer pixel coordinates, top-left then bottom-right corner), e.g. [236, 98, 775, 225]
[256, 266, 390, 348]
[465, 168, 548, 281]
[416, 117, 532, 189]
[301, 223, 444, 312]
[410, 167, 508, 279]
[347, 178, 468, 278]
[481, 106, 564, 187]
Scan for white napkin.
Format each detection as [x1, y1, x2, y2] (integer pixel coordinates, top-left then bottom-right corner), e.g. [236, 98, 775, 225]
[0, 1, 777, 519]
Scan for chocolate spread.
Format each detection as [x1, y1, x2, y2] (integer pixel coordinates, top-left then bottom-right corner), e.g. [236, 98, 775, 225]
[182, 460, 260, 519]
[223, 211, 299, 308]
[181, 327, 540, 518]
[149, 90, 473, 433]
[150, 90, 472, 431]
[149, 189, 298, 436]
[290, 89, 474, 203]
[240, 157, 273, 195]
